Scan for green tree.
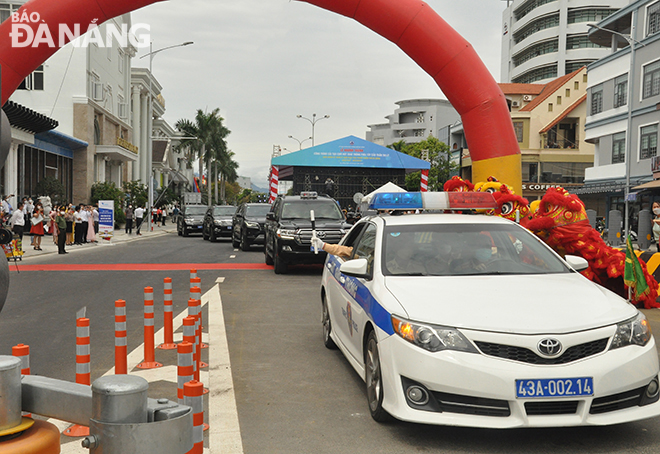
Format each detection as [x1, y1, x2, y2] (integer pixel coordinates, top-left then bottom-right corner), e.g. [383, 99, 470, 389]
[35, 177, 66, 204]
[175, 108, 236, 203]
[91, 181, 125, 225]
[388, 137, 457, 191]
[122, 181, 148, 208]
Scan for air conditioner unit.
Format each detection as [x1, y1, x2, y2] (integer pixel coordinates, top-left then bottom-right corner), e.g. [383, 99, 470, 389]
[92, 82, 104, 101]
[511, 100, 520, 108]
[118, 102, 128, 119]
[523, 95, 532, 102]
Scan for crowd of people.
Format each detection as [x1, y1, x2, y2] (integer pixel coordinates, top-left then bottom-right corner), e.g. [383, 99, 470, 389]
[1, 196, 100, 256]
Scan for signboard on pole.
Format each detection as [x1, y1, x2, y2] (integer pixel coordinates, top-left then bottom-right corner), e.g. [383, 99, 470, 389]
[99, 200, 114, 241]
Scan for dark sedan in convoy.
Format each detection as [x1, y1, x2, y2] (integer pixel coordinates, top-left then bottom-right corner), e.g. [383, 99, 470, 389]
[177, 204, 207, 237]
[231, 202, 271, 250]
[202, 205, 236, 242]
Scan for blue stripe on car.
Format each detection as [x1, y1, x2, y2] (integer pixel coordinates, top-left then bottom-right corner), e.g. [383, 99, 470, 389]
[326, 256, 394, 336]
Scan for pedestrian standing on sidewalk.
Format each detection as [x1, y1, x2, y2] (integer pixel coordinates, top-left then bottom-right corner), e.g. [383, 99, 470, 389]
[30, 204, 44, 250]
[125, 205, 134, 234]
[135, 205, 145, 235]
[87, 206, 96, 243]
[80, 205, 89, 244]
[652, 202, 660, 253]
[93, 204, 99, 234]
[9, 202, 25, 253]
[65, 206, 74, 245]
[56, 206, 67, 254]
[74, 206, 83, 245]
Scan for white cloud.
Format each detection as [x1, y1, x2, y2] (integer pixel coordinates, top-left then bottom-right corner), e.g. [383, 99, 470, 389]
[131, 0, 505, 187]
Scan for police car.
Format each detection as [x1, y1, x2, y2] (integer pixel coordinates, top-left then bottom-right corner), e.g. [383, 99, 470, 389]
[319, 191, 660, 427]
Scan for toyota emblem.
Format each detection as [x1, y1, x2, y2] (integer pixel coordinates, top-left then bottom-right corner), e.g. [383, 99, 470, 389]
[316, 231, 326, 239]
[537, 338, 562, 356]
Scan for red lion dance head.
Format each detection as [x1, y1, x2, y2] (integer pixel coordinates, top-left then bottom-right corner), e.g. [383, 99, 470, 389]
[491, 185, 529, 221]
[443, 176, 474, 192]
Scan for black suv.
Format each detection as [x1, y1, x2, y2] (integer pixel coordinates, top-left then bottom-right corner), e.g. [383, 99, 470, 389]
[232, 202, 270, 250]
[177, 204, 207, 237]
[264, 192, 349, 274]
[202, 205, 236, 242]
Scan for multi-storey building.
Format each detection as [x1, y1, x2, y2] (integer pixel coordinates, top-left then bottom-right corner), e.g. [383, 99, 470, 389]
[501, 0, 628, 84]
[580, 0, 660, 220]
[366, 99, 460, 147]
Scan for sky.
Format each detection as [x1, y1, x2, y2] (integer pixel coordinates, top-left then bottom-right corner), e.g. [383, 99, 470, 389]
[131, 0, 507, 190]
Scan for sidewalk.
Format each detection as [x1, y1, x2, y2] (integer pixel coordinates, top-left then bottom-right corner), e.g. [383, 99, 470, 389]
[10, 221, 176, 260]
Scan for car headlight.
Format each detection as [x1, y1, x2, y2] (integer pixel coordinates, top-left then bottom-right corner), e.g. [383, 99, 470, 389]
[246, 221, 259, 228]
[277, 229, 297, 240]
[610, 312, 652, 350]
[391, 315, 478, 353]
[222, 220, 232, 226]
[214, 220, 222, 226]
[185, 218, 194, 223]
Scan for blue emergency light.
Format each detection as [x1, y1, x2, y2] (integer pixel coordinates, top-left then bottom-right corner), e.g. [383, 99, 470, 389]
[369, 192, 497, 211]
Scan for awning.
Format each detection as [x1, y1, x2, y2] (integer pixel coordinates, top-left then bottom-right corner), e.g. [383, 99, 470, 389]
[96, 145, 138, 162]
[633, 180, 660, 190]
[570, 181, 627, 195]
[3, 100, 58, 134]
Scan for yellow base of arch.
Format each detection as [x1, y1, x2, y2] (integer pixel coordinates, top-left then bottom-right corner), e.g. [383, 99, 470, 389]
[472, 154, 522, 194]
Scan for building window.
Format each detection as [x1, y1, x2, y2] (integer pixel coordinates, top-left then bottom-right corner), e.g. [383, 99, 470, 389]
[614, 74, 628, 108]
[513, 121, 524, 143]
[522, 162, 539, 183]
[640, 124, 658, 160]
[512, 64, 558, 84]
[17, 65, 44, 91]
[566, 88, 571, 97]
[612, 132, 626, 164]
[567, 8, 617, 24]
[413, 129, 425, 137]
[514, 0, 557, 21]
[566, 34, 608, 49]
[94, 118, 101, 145]
[591, 85, 603, 115]
[540, 162, 590, 184]
[648, 1, 660, 37]
[566, 60, 595, 74]
[513, 13, 560, 44]
[512, 39, 558, 67]
[548, 103, 553, 112]
[556, 96, 562, 105]
[643, 60, 660, 99]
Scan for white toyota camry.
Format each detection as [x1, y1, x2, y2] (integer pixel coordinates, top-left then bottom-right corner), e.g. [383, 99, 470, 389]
[319, 192, 660, 428]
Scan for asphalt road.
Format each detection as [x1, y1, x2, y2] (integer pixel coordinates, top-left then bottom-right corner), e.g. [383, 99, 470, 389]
[3, 230, 660, 453]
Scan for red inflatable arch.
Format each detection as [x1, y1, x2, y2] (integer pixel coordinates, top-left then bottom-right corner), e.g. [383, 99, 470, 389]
[0, 0, 521, 190]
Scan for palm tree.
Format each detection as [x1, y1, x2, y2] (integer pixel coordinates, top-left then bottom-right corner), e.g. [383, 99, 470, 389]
[175, 108, 234, 201]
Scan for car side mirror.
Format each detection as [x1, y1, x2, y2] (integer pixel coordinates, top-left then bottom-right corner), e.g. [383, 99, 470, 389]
[565, 255, 588, 272]
[266, 213, 275, 221]
[340, 258, 370, 279]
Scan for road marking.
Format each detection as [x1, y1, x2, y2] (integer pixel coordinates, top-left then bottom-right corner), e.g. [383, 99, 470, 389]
[230, 255, 236, 259]
[55, 282, 242, 454]
[15, 263, 271, 272]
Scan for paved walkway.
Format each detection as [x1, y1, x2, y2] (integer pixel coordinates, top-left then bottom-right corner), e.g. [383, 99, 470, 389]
[9, 221, 175, 260]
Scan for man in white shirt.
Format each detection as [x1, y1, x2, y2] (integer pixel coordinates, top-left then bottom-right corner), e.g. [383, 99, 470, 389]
[74, 206, 83, 244]
[135, 205, 145, 235]
[80, 206, 89, 243]
[9, 201, 25, 252]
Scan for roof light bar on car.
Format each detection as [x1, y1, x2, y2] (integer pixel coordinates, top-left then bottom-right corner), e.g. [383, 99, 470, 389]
[369, 192, 497, 211]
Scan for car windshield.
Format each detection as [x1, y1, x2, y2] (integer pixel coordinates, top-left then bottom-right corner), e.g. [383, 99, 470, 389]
[185, 206, 206, 216]
[281, 200, 344, 220]
[213, 206, 236, 216]
[246, 205, 271, 217]
[382, 223, 570, 277]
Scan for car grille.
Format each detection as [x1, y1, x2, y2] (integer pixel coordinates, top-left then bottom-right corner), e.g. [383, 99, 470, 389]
[474, 338, 609, 365]
[525, 401, 579, 416]
[589, 387, 645, 414]
[297, 229, 344, 245]
[430, 391, 511, 417]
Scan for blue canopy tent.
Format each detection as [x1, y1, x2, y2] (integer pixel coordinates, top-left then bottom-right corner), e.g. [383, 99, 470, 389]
[271, 135, 430, 208]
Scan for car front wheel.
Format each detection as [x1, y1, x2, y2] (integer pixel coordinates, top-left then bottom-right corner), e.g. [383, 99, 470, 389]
[240, 229, 250, 251]
[322, 295, 337, 349]
[365, 331, 390, 422]
[273, 243, 288, 274]
[232, 232, 240, 248]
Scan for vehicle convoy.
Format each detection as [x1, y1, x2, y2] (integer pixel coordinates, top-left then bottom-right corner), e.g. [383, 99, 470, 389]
[232, 202, 271, 250]
[320, 191, 660, 428]
[177, 204, 207, 237]
[202, 205, 236, 242]
[264, 192, 350, 274]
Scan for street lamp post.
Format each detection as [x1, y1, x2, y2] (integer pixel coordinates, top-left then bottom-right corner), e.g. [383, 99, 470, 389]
[288, 135, 312, 150]
[139, 41, 194, 232]
[588, 18, 644, 248]
[296, 113, 329, 147]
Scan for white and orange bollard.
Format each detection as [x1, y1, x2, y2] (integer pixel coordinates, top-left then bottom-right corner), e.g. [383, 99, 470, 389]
[183, 315, 197, 380]
[115, 300, 127, 374]
[12, 343, 31, 418]
[189, 269, 198, 290]
[137, 287, 162, 369]
[158, 277, 177, 350]
[64, 317, 91, 437]
[190, 284, 207, 349]
[184, 380, 204, 454]
[177, 341, 194, 405]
